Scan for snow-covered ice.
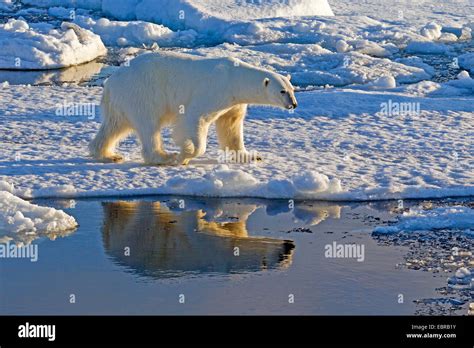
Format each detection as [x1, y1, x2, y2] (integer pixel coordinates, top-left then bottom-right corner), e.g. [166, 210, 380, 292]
[74, 15, 198, 47]
[401, 73, 474, 97]
[180, 43, 431, 87]
[0, 19, 106, 69]
[0, 82, 472, 200]
[374, 206, 474, 234]
[22, 0, 101, 11]
[100, 0, 334, 35]
[405, 41, 451, 55]
[0, 0, 472, 201]
[21, 0, 334, 40]
[459, 52, 474, 72]
[0, 0, 13, 12]
[0, 182, 77, 235]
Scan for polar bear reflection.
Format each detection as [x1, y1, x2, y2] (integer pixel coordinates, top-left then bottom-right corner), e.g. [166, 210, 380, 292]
[102, 200, 296, 279]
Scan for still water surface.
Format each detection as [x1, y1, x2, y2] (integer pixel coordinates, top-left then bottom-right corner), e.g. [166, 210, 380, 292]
[2, 196, 471, 315]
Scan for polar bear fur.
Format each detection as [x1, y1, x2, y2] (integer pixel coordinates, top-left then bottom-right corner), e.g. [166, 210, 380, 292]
[89, 52, 298, 165]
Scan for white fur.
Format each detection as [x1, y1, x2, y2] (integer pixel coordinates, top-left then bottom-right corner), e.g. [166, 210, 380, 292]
[89, 52, 297, 165]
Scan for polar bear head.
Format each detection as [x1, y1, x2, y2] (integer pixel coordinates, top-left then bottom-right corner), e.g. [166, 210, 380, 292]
[262, 74, 298, 110]
[227, 57, 298, 110]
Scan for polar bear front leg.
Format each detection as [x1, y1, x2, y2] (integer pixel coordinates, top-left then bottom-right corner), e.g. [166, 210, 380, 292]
[215, 104, 261, 162]
[173, 118, 209, 165]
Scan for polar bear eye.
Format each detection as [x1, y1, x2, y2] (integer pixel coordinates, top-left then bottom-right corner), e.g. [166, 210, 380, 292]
[280, 90, 287, 94]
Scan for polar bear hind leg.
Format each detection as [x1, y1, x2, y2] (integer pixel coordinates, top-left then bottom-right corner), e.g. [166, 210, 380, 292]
[89, 114, 131, 163]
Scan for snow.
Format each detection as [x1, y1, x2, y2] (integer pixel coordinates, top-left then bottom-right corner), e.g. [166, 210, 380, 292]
[0, 19, 107, 69]
[459, 53, 474, 72]
[442, 26, 472, 40]
[448, 268, 473, 290]
[373, 206, 474, 234]
[100, 0, 334, 33]
[423, 74, 474, 97]
[22, 0, 101, 11]
[457, 70, 471, 80]
[0, 0, 13, 12]
[3, 0, 471, 76]
[0, 83, 472, 201]
[396, 70, 474, 97]
[180, 43, 431, 87]
[0, 184, 78, 234]
[364, 75, 397, 89]
[420, 22, 443, 41]
[405, 41, 450, 55]
[74, 15, 198, 47]
[48, 6, 74, 19]
[21, 0, 334, 38]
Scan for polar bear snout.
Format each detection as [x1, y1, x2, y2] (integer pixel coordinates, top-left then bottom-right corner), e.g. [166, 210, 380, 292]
[289, 97, 298, 110]
[284, 91, 298, 110]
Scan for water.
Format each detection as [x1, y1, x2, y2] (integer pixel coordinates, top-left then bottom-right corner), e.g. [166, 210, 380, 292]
[1, 196, 472, 315]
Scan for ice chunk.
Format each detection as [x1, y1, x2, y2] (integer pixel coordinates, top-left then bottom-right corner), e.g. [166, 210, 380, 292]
[102, 0, 335, 29]
[459, 53, 474, 72]
[455, 267, 471, 279]
[0, 190, 78, 234]
[405, 41, 449, 54]
[457, 70, 471, 80]
[353, 39, 392, 58]
[374, 206, 474, 234]
[74, 15, 197, 47]
[420, 22, 442, 40]
[181, 43, 431, 87]
[335, 40, 350, 53]
[365, 75, 397, 89]
[0, 19, 107, 69]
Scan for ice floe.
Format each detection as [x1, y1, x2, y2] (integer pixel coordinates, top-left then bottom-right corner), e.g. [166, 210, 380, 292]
[0, 19, 106, 69]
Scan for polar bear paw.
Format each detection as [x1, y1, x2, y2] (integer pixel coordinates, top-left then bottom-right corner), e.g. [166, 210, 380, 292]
[247, 151, 262, 162]
[100, 154, 124, 163]
[144, 152, 178, 166]
[236, 150, 262, 163]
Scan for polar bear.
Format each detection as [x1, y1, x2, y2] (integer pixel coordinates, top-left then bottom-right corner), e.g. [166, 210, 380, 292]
[89, 52, 298, 165]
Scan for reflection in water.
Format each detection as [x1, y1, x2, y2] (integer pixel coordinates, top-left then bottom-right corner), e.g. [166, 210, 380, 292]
[0, 225, 76, 246]
[0, 61, 106, 86]
[101, 200, 300, 279]
[265, 200, 341, 225]
[0, 220, 77, 247]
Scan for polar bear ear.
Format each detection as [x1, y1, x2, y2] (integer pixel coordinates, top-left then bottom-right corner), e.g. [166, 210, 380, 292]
[264, 78, 270, 87]
[286, 74, 292, 81]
